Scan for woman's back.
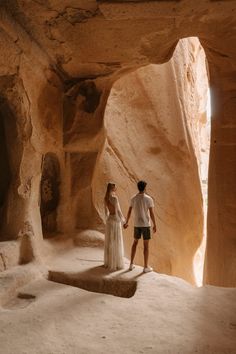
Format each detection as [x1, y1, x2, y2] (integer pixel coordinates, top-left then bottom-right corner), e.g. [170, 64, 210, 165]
[104, 192, 124, 271]
[105, 196, 116, 215]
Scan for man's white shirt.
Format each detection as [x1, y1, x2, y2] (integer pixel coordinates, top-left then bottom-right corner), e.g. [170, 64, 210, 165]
[130, 193, 154, 227]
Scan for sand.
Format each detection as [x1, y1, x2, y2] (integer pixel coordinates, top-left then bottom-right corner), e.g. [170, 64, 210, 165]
[0, 245, 235, 354]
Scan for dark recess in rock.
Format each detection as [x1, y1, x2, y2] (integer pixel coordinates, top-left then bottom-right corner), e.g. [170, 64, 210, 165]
[40, 153, 60, 235]
[78, 81, 101, 113]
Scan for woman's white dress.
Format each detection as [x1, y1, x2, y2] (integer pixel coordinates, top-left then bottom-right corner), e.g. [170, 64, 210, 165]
[104, 196, 125, 271]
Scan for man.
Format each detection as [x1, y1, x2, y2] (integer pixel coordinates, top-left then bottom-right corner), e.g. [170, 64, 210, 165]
[124, 180, 156, 273]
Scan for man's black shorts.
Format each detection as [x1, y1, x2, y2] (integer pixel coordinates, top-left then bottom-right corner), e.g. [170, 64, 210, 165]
[134, 227, 151, 240]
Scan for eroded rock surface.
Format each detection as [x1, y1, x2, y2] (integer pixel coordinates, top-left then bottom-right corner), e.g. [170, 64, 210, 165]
[94, 38, 208, 284]
[0, 1, 235, 286]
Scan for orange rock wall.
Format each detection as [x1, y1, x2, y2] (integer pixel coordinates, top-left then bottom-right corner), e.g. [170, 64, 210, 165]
[94, 38, 208, 284]
[0, 1, 236, 286]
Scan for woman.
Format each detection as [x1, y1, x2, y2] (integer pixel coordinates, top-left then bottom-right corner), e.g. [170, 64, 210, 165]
[104, 182, 125, 271]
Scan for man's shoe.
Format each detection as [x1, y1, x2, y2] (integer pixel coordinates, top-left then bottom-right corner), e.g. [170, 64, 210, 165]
[129, 264, 135, 271]
[143, 266, 153, 273]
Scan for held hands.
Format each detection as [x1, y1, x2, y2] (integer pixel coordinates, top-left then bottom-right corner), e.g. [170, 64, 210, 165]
[123, 222, 129, 229]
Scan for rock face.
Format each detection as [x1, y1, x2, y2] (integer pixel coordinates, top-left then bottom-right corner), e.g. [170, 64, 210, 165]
[94, 38, 208, 284]
[0, 1, 236, 286]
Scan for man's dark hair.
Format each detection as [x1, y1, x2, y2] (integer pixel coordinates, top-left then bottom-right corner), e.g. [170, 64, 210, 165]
[137, 180, 147, 192]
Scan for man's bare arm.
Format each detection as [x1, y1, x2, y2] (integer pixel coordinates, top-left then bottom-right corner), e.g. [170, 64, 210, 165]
[124, 206, 132, 228]
[149, 207, 157, 233]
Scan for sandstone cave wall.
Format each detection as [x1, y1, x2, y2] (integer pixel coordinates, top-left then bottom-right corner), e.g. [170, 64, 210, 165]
[0, 21, 65, 262]
[203, 44, 236, 287]
[0, 1, 236, 286]
[93, 38, 208, 284]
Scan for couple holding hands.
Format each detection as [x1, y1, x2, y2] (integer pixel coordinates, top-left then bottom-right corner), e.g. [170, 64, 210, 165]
[104, 180, 157, 273]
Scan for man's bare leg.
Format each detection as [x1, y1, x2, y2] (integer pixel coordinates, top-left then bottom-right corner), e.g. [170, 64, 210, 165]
[130, 239, 138, 267]
[143, 240, 153, 272]
[143, 240, 149, 268]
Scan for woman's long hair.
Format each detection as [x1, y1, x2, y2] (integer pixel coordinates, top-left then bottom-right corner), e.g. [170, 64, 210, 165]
[104, 182, 115, 205]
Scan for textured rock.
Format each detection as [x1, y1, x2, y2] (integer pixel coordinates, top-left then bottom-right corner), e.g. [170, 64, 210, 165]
[74, 229, 104, 247]
[0, 241, 19, 271]
[0, 0, 235, 287]
[204, 55, 236, 287]
[94, 38, 208, 284]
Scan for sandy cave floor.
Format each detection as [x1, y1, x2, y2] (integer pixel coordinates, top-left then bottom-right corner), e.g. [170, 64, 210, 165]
[0, 244, 236, 354]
